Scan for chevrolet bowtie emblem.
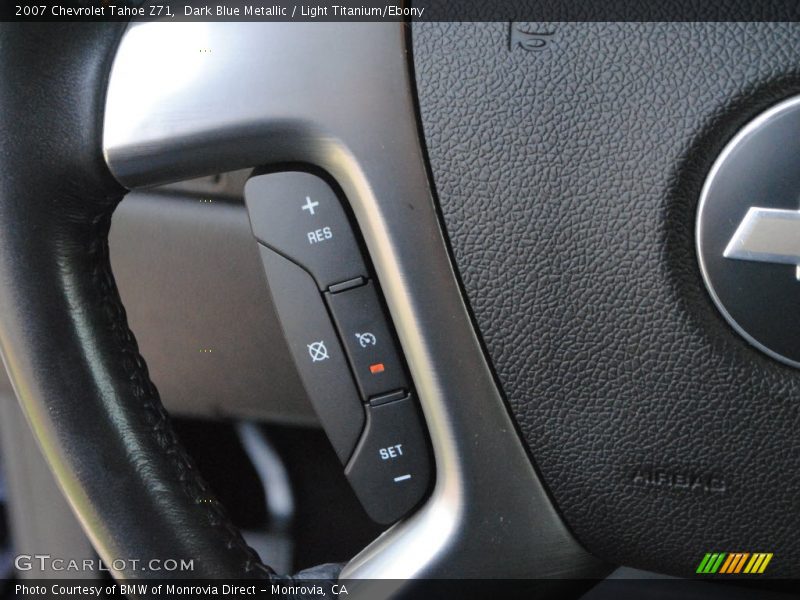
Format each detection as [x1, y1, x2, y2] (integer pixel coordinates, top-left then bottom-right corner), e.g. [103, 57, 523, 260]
[696, 96, 800, 368]
[724, 207, 800, 280]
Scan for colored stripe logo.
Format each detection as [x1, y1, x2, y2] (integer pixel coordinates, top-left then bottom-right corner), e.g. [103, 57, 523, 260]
[697, 552, 773, 574]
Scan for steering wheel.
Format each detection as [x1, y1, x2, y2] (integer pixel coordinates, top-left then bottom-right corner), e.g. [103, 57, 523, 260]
[1, 15, 799, 594]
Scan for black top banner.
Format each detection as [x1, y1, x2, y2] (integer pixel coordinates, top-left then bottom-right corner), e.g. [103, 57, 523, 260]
[4, 0, 800, 22]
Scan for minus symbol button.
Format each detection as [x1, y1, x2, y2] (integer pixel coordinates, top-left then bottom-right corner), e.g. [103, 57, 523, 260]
[393, 474, 412, 483]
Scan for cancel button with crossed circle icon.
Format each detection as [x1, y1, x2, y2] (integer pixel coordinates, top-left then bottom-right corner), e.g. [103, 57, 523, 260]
[307, 340, 330, 363]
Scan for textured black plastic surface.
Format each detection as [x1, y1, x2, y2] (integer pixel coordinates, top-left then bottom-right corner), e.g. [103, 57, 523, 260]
[414, 22, 800, 576]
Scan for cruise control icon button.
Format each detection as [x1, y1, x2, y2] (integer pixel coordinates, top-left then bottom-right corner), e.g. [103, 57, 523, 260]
[326, 282, 409, 399]
[355, 332, 377, 348]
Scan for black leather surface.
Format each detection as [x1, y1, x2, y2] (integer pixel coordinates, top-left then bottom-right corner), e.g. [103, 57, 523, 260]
[414, 22, 800, 576]
[0, 23, 317, 582]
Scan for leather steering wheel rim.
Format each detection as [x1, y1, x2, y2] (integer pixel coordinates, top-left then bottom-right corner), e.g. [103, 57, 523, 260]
[0, 22, 310, 582]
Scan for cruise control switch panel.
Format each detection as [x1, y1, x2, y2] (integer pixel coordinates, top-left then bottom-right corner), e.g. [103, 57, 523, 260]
[244, 171, 433, 524]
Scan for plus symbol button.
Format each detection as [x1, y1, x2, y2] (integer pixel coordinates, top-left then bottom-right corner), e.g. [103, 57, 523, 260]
[301, 196, 319, 216]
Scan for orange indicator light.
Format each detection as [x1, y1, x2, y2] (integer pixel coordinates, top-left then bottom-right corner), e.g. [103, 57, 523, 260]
[369, 363, 385, 374]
